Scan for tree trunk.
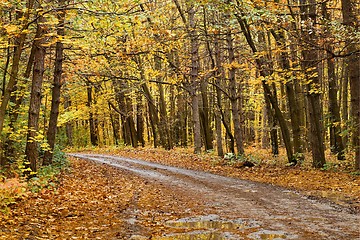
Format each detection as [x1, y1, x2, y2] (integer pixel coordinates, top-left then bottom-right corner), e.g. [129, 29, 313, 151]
[43, 1, 66, 165]
[155, 55, 173, 150]
[188, 5, 201, 154]
[200, 80, 213, 151]
[64, 96, 73, 146]
[300, 0, 326, 168]
[319, 2, 345, 160]
[341, 65, 349, 146]
[214, 35, 224, 156]
[136, 92, 145, 147]
[87, 85, 99, 146]
[25, 16, 47, 174]
[141, 83, 159, 147]
[272, 30, 303, 159]
[261, 105, 270, 149]
[341, 0, 360, 169]
[227, 30, 244, 155]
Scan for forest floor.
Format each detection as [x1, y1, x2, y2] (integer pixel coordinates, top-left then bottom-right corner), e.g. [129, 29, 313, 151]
[0, 147, 359, 239]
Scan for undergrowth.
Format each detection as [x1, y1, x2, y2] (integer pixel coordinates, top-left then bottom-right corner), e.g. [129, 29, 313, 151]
[0, 146, 69, 213]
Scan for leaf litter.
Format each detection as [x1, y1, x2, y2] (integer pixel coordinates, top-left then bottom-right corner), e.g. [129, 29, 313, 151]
[0, 147, 359, 239]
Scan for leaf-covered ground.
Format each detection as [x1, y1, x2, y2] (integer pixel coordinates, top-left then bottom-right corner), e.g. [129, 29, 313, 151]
[0, 157, 206, 239]
[1, 147, 359, 239]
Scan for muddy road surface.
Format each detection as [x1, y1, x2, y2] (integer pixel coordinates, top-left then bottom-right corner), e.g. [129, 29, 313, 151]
[69, 153, 360, 239]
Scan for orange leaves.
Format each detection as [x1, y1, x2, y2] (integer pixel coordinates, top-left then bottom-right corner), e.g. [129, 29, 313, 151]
[0, 157, 203, 238]
[0, 178, 28, 210]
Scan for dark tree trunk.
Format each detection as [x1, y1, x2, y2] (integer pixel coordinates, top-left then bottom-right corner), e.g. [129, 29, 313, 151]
[341, 61, 349, 147]
[25, 17, 47, 174]
[188, 4, 202, 154]
[177, 91, 188, 147]
[136, 92, 145, 147]
[64, 96, 73, 146]
[43, 1, 66, 165]
[261, 105, 270, 149]
[155, 55, 173, 150]
[272, 30, 303, 159]
[200, 80, 213, 151]
[141, 83, 159, 147]
[320, 2, 345, 160]
[214, 35, 224, 156]
[87, 85, 99, 146]
[109, 103, 120, 145]
[341, 0, 360, 169]
[1, 38, 36, 166]
[300, 0, 326, 168]
[126, 97, 138, 148]
[227, 30, 244, 155]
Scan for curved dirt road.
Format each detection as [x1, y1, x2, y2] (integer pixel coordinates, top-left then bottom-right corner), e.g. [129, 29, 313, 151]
[69, 153, 359, 239]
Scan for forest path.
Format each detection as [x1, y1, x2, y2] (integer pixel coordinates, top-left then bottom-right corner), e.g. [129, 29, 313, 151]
[69, 153, 360, 240]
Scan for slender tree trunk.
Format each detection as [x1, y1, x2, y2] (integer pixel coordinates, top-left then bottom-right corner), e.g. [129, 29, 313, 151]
[227, 30, 244, 155]
[43, 1, 66, 165]
[188, 5, 201, 154]
[214, 35, 224, 156]
[177, 91, 188, 147]
[2, 39, 11, 97]
[155, 55, 173, 150]
[261, 105, 270, 149]
[64, 95, 73, 146]
[341, 65, 349, 146]
[25, 16, 47, 173]
[141, 83, 159, 147]
[87, 85, 98, 146]
[341, 0, 360, 169]
[126, 97, 138, 148]
[136, 92, 145, 147]
[200, 80, 213, 150]
[272, 30, 303, 159]
[300, 0, 326, 168]
[109, 103, 120, 145]
[319, 2, 345, 160]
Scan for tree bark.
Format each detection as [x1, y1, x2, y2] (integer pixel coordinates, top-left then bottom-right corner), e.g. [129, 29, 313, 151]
[87, 85, 99, 146]
[226, 30, 244, 155]
[300, 0, 326, 168]
[136, 92, 145, 147]
[341, 0, 360, 169]
[25, 15, 47, 174]
[200, 80, 213, 151]
[272, 30, 303, 159]
[188, 4, 202, 154]
[64, 96, 73, 146]
[43, 1, 66, 165]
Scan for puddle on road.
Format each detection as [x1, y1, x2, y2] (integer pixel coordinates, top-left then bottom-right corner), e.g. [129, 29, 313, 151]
[153, 215, 298, 240]
[248, 230, 298, 239]
[165, 214, 258, 231]
[154, 231, 235, 240]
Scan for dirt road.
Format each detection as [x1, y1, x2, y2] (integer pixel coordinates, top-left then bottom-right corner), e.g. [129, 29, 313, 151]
[69, 153, 359, 239]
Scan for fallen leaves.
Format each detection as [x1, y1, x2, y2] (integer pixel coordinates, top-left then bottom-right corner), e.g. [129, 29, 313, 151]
[0, 157, 204, 239]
